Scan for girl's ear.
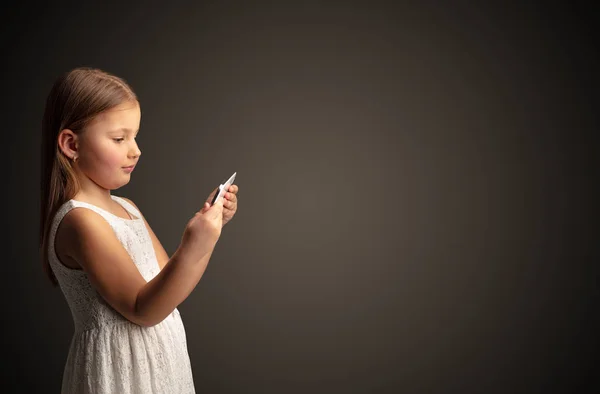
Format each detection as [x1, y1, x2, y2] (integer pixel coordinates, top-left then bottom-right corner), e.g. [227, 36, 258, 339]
[57, 129, 79, 160]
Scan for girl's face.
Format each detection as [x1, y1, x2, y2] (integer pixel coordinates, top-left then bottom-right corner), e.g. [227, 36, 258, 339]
[75, 101, 142, 190]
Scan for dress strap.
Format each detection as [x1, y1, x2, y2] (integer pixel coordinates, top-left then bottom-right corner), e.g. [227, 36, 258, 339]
[111, 195, 143, 220]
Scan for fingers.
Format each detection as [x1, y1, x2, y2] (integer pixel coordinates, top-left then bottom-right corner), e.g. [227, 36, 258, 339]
[202, 198, 223, 211]
[223, 185, 238, 209]
[201, 200, 221, 220]
[200, 202, 210, 214]
[202, 184, 237, 212]
[212, 198, 224, 210]
[224, 188, 238, 201]
[206, 184, 235, 204]
[223, 194, 238, 209]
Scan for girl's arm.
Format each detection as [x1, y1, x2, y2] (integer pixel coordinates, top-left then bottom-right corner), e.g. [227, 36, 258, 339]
[61, 207, 217, 327]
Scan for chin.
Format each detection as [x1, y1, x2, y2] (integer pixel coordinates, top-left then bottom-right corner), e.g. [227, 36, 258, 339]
[104, 178, 131, 190]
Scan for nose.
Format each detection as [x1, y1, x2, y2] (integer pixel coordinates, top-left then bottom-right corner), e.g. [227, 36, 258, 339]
[129, 140, 141, 159]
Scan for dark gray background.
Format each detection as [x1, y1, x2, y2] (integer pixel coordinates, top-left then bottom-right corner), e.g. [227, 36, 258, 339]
[2, 1, 597, 393]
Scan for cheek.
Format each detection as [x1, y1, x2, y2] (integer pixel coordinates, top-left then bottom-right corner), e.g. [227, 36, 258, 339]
[105, 149, 125, 166]
[90, 142, 125, 168]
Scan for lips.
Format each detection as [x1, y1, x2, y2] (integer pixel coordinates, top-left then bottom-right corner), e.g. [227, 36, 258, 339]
[122, 164, 136, 172]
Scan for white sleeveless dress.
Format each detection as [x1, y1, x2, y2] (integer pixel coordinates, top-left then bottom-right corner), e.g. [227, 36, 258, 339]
[48, 195, 196, 393]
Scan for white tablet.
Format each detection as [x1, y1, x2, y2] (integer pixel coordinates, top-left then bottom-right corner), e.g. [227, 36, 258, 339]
[210, 172, 236, 206]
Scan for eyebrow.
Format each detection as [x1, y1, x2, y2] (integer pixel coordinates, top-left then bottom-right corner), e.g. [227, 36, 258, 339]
[108, 127, 140, 134]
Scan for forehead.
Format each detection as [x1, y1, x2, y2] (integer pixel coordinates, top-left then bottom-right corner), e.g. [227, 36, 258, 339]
[87, 101, 141, 133]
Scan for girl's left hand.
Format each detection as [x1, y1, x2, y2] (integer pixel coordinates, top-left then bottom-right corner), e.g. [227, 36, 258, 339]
[206, 184, 239, 227]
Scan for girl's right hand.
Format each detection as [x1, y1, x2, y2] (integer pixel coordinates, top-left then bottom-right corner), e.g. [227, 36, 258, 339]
[180, 199, 224, 260]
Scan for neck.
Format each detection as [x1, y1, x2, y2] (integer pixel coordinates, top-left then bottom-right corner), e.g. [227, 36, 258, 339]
[72, 171, 114, 206]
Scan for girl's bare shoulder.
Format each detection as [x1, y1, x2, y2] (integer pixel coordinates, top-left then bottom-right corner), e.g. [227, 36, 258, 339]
[54, 207, 110, 270]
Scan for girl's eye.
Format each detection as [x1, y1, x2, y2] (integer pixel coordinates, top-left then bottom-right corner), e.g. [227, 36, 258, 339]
[113, 138, 124, 143]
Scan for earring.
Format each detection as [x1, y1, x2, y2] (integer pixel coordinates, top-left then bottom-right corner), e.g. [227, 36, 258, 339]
[73, 155, 78, 163]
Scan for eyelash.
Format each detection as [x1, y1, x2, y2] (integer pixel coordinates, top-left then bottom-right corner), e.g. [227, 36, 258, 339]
[113, 136, 138, 143]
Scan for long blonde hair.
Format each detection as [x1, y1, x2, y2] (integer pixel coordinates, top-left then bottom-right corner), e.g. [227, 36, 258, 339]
[40, 67, 138, 286]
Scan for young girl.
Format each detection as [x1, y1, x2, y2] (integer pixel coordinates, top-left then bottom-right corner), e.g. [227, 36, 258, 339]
[39, 67, 239, 393]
